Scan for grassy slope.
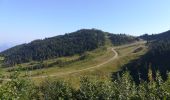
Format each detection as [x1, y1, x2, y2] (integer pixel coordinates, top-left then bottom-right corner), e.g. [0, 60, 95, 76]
[66, 41, 147, 88]
[33, 41, 147, 87]
[0, 41, 147, 87]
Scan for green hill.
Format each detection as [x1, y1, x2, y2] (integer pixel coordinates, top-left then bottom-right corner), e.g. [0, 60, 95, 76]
[1, 29, 106, 66]
[140, 30, 170, 41]
[0, 29, 138, 66]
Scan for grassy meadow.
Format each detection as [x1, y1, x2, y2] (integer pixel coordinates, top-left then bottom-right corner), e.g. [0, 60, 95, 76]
[0, 41, 147, 88]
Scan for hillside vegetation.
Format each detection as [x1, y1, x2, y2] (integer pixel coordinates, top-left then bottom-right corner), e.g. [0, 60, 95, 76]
[140, 30, 170, 41]
[108, 33, 138, 46]
[123, 30, 170, 83]
[0, 70, 170, 100]
[3, 28, 170, 99]
[0, 41, 146, 87]
[1, 29, 106, 66]
[0, 29, 138, 66]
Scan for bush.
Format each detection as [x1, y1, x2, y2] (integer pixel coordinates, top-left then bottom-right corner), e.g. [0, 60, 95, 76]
[0, 71, 38, 100]
[40, 79, 74, 100]
[1, 70, 170, 99]
[76, 77, 114, 100]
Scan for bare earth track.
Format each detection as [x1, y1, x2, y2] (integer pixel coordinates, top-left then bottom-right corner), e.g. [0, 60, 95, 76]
[1, 41, 146, 80]
[32, 48, 118, 79]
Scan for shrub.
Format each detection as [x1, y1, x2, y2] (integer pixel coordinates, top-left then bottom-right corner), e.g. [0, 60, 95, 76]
[0, 71, 38, 100]
[40, 79, 74, 100]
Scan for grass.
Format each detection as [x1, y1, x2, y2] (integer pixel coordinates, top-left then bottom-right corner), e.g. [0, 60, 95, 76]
[0, 57, 4, 61]
[32, 41, 147, 87]
[68, 42, 147, 87]
[2, 46, 108, 76]
[0, 41, 148, 87]
[29, 46, 110, 76]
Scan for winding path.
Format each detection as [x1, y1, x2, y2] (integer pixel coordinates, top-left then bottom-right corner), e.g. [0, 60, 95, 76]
[31, 41, 146, 79]
[0, 48, 118, 80]
[1, 41, 146, 80]
[32, 48, 118, 79]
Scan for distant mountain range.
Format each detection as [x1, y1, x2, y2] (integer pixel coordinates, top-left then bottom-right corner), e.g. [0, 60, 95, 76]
[0, 44, 13, 52]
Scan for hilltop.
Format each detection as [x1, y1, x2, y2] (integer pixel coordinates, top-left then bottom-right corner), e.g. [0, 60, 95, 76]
[2, 28, 170, 82]
[0, 29, 138, 66]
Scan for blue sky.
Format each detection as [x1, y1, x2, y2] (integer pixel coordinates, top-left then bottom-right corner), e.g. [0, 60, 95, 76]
[0, 0, 170, 45]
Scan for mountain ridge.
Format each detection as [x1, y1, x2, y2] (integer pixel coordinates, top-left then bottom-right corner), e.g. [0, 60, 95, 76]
[0, 29, 138, 66]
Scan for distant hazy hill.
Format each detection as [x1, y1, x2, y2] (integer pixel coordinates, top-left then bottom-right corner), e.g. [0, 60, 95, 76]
[0, 44, 13, 52]
[1, 29, 138, 66]
[0, 46, 6, 52]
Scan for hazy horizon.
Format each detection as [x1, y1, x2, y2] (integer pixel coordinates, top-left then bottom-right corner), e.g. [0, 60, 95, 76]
[1, 0, 170, 46]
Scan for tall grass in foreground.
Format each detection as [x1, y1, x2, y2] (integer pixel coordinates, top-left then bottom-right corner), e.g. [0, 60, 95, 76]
[0, 70, 170, 100]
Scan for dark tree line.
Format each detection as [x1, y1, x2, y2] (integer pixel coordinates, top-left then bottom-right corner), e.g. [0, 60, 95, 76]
[122, 30, 170, 83]
[1, 29, 105, 66]
[0, 29, 138, 66]
[144, 40, 170, 79]
[108, 34, 138, 46]
[140, 30, 170, 41]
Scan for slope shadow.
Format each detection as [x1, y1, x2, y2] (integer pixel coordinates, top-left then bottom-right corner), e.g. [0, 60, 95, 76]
[111, 53, 170, 84]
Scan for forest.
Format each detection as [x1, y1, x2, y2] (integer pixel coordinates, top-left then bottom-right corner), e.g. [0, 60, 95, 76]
[122, 30, 170, 83]
[1, 29, 106, 66]
[0, 29, 137, 66]
[108, 33, 138, 46]
[140, 30, 170, 41]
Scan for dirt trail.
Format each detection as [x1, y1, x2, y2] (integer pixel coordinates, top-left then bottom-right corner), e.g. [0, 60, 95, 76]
[30, 41, 146, 79]
[32, 48, 118, 79]
[0, 41, 146, 80]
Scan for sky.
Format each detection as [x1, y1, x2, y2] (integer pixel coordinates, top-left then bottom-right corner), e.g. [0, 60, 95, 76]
[0, 0, 170, 45]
